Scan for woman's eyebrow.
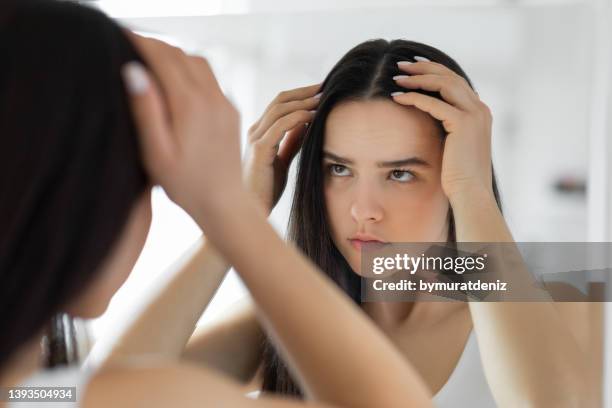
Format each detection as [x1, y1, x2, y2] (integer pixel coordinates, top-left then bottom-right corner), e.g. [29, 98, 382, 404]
[323, 151, 430, 168]
[377, 157, 431, 168]
[323, 151, 353, 164]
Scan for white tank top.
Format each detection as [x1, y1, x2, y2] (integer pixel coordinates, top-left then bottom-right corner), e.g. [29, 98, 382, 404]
[245, 329, 498, 405]
[433, 329, 497, 407]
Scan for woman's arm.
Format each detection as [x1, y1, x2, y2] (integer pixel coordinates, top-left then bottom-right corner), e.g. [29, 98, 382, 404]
[392, 59, 590, 407]
[181, 80, 323, 382]
[104, 80, 319, 379]
[123, 33, 434, 407]
[450, 192, 590, 407]
[182, 300, 264, 384]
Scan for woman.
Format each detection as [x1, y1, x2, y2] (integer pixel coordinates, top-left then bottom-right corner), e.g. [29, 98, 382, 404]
[0, 2, 435, 407]
[105, 41, 593, 407]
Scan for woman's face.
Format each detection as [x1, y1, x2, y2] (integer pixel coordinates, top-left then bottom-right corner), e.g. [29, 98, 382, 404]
[323, 99, 450, 276]
[66, 187, 153, 318]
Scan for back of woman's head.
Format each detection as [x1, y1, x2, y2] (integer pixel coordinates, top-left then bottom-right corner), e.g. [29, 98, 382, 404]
[261, 39, 502, 397]
[0, 0, 148, 369]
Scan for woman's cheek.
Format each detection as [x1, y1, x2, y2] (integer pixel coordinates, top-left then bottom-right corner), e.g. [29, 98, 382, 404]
[385, 188, 449, 242]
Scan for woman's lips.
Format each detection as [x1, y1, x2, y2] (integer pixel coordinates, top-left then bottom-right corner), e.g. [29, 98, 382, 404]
[349, 239, 388, 251]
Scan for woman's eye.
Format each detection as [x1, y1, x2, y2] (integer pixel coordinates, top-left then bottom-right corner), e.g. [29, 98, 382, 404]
[329, 164, 351, 177]
[389, 170, 414, 182]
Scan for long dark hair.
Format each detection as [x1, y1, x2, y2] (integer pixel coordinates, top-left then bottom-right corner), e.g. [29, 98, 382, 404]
[260, 39, 503, 397]
[0, 0, 148, 371]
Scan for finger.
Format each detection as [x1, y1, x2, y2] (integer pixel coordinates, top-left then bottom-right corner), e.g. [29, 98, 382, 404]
[393, 74, 478, 111]
[261, 84, 321, 118]
[129, 32, 195, 85]
[391, 91, 461, 126]
[121, 62, 175, 181]
[271, 83, 322, 105]
[397, 59, 467, 83]
[277, 124, 308, 168]
[397, 59, 477, 94]
[185, 55, 225, 98]
[250, 83, 320, 139]
[257, 110, 315, 151]
[128, 33, 198, 119]
[129, 32, 211, 89]
[250, 96, 319, 142]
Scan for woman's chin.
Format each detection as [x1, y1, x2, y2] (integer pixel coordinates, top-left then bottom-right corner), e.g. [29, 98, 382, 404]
[347, 261, 366, 278]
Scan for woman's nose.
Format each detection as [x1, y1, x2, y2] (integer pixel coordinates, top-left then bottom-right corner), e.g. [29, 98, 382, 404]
[350, 187, 384, 224]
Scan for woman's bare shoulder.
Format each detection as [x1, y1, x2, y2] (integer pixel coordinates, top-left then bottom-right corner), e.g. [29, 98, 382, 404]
[83, 361, 332, 408]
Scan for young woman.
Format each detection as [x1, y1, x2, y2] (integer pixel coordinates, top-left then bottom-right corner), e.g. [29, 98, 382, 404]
[0, 2, 435, 407]
[104, 41, 594, 407]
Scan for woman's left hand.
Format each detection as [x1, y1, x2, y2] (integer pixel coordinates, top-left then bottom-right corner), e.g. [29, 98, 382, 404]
[391, 58, 494, 203]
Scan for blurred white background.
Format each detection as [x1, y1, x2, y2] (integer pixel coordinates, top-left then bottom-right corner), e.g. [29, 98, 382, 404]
[80, 0, 612, 404]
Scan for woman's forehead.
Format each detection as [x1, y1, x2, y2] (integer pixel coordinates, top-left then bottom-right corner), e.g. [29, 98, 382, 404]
[323, 99, 441, 162]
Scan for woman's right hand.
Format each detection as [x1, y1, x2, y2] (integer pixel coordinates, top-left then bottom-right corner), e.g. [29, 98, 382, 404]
[243, 84, 320, 214]
[123, 33, 243, 219]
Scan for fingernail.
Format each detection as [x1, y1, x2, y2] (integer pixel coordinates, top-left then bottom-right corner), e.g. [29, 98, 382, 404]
[309, 110, 317, 114]
[313, 92, 322, 100]
[397, 61, 414, 67]
[414, 56, 430, 62]
[390, 92, 404, 97]
[393, 75, 410, 81]
[122, 62, 149, 95]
